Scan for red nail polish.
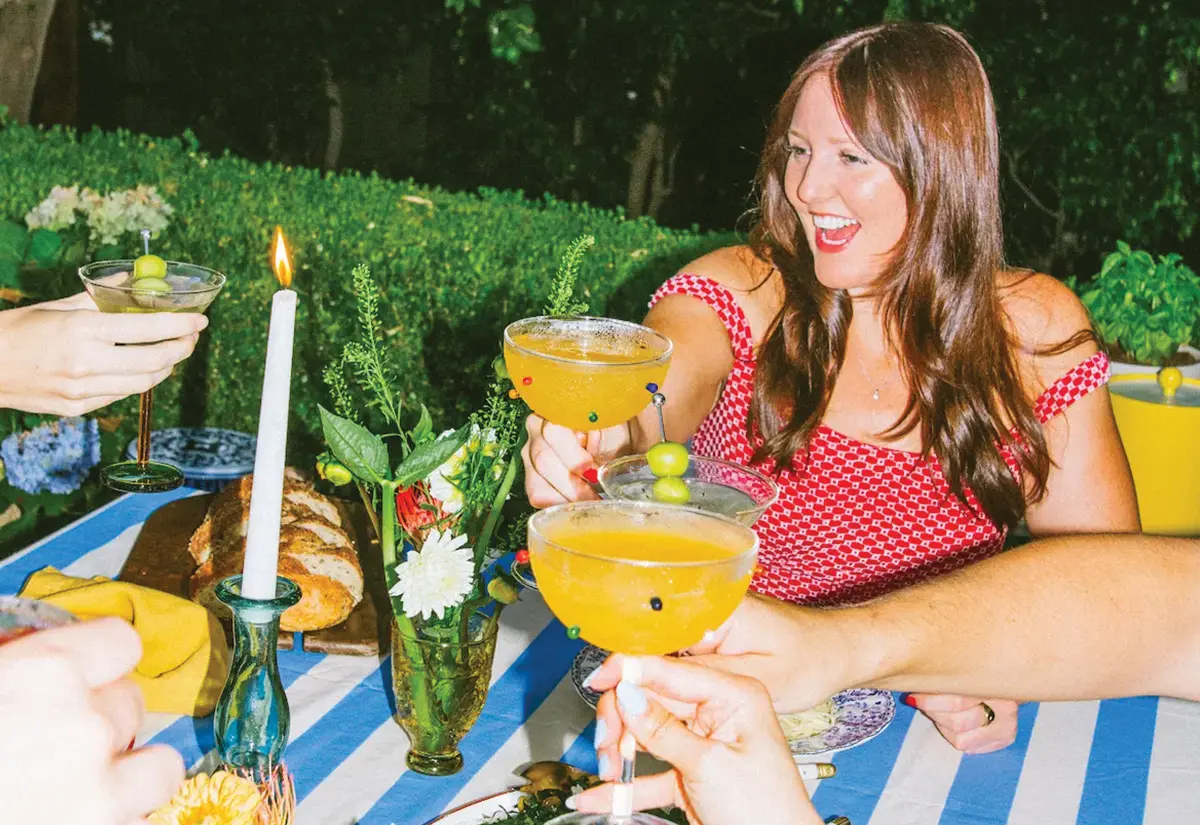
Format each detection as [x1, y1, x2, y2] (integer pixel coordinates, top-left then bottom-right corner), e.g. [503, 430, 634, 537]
[582, 468, 599, 484]
[903, 694, 918, 708]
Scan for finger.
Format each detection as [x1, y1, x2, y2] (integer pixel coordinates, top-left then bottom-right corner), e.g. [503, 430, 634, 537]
[90, 678, 145, 752]
[0, 618, 142, 690]
[95, 312, 208, 345]
[540, 421, 601, 476]
[940, 712, 1018, 754]
[39, 291, 98, 311]
[622, 654, 767, 710]
[527, 439, 598, 503]
[97, 336, 198, 376]
[614, 679, 713, 774]
[567, 772, 679, 814]
[594, 690, 622, 781]
[107, 745, 185, 821]
[522, 441, 571, 508]
[907, 693, 982, 714]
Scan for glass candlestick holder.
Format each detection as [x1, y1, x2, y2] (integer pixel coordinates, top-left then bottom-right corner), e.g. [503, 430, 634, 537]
[213, 575, 300, 780]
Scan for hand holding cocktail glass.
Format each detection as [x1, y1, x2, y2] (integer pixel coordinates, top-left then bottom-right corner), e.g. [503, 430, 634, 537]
[78, 232, 225, 492]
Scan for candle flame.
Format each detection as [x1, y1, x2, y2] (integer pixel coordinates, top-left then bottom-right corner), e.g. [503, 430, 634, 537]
[271, 226, 293, 289]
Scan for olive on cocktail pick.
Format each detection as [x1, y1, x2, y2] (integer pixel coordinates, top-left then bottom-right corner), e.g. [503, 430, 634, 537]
[132, 276, 171, 308]
[133, 227, 167, 281]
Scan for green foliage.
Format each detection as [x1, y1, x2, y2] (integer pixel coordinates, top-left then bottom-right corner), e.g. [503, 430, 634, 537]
[0, 121, 720, 554]
[543, 234, 593, 316]
[1072, 242, 1200, 366]
[0, 121, 718, 463]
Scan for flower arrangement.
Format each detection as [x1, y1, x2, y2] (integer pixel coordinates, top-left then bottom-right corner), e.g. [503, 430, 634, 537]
[316, 237, 594, 773]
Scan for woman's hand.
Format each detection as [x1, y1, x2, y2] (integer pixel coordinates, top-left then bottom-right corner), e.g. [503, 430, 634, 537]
[0, 618, 185, 825]
[906, 694, 1019, 754]
[520, 414, 631, 507]
[570, 655, 822, 825]
[0, 292, 208, 416]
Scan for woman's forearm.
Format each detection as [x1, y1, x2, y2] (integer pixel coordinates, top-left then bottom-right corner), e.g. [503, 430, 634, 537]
[840, 534, 1200, 702]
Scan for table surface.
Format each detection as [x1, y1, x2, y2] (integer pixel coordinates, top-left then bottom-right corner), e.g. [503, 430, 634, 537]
[1, 486, 1195, 825]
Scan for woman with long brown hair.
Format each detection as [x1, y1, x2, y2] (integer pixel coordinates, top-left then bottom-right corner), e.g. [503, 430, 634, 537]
[522, 22, 1138, 753]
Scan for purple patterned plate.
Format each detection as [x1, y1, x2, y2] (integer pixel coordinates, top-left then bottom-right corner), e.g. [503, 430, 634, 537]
[570, 645, 894, 756]
[786, 688, 895, 756]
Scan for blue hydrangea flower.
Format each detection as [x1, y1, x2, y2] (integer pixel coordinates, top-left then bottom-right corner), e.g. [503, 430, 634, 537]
[0, 417, 101, 495]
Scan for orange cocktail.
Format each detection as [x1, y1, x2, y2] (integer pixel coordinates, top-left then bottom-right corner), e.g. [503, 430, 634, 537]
[527, 500, 758, 655]
[503, 316, 671, 431]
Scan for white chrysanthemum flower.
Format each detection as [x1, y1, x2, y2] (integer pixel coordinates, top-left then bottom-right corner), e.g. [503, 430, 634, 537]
[388, 529, 474, 620]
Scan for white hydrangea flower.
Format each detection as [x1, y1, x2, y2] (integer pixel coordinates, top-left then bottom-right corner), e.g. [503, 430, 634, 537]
[24, 185, 82, 231]
[389, 529, 474, 620]
[84, 185, 173, 246]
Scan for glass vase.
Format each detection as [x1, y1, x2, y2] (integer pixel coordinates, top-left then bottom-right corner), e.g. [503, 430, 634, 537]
[213, 575, 301, 780]
[390, 611, 499, 776]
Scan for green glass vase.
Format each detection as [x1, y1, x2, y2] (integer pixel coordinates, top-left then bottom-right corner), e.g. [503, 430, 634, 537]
[391, 611, 499, 776]
[213, 575, 301, 780]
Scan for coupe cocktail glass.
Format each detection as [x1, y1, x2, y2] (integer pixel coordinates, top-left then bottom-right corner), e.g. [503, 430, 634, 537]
[599, 453, 780, 526]
[503, 316, 672, 432]
[528, 500, 758, 824]
[79, 259, 225, 493]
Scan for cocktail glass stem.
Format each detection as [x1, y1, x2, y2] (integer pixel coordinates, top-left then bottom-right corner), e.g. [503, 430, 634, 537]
[611, 657, 642, 819]
[136, 388, 153, 465]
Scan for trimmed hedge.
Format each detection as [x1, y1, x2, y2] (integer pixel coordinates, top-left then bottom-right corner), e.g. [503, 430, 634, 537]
[0, 122, 728, 462]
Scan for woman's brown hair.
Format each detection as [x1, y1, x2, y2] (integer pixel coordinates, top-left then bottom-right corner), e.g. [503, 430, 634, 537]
[748, 22, 1063, 528]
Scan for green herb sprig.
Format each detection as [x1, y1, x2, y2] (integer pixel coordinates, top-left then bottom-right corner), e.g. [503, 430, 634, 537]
[543, 234, 594, 317]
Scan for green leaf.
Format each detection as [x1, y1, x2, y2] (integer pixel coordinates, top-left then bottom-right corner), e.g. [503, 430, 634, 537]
[0, 259, 19, 290]
[412, 403, 433, 444]
[0, 221, 28, 264]
[28, 229, 62, 268]
[395, 425, 469, 488]
[319, 405, 390, 483]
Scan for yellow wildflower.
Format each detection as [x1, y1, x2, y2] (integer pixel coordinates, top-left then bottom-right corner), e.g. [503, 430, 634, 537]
[149, 770, 262, 825]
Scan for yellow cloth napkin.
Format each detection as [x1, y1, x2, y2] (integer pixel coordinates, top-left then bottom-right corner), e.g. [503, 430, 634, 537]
[19, 567, 230, 717]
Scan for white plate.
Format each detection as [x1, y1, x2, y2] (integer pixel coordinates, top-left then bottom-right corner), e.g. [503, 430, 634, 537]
[422, 789, 527, 825]
[569, 644, 894, 756]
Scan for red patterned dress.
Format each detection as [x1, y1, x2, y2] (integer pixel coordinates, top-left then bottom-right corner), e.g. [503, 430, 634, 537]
[650, 274, 1111, 606]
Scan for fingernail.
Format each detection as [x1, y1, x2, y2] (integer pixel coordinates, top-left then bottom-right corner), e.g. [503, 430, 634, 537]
[593, 719, 607, 748]
[597, 754, 610, 778]
[582, 467, 599, 484]
[565, 795, 578, 810]
[616, 681, 647, 717]
[581, 668, 600, 690]
[903, 694, 918, 708]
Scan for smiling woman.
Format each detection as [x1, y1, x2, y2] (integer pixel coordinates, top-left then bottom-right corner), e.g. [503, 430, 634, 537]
[520, 21, 1138, 758]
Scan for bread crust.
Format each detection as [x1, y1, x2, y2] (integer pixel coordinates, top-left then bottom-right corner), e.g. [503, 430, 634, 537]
[188, 475, 364, 631]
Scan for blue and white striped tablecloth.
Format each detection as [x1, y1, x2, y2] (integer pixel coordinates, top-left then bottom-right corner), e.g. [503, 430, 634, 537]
[1, 488, 1196, 825]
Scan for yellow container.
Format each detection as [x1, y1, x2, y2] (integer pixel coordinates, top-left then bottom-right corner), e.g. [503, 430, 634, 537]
[1109, 368, 1200, 536]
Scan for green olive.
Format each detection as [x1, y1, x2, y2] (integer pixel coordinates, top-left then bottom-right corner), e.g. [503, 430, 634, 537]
[131, 277, 171, 308]
[133, 254, 167, 280]
[652, 476, 691, 504]
[646, 441, 690, 478]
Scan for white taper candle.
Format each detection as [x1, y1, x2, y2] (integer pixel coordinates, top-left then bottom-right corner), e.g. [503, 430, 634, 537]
[241, 287, 298, 600]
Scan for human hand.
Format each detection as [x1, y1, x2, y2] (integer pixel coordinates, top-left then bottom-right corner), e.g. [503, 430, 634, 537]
[571, 655, 821, 825]
[0, 292, 208, 416]
[0, 617, 185, 825]
[682, 594, 854, 715]
[905, 694, 1019, 754]
[520, 414, 631, 507]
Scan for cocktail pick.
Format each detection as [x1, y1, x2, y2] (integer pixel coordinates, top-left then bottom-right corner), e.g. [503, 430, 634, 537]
[651, 391, 667, 442]
[141, 227, 151, 255]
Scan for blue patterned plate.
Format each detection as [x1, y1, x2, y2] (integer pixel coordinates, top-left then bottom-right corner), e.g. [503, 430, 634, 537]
[785, 688, 895, 756]
[569, 645, 894, 756]
[125, 427, 256, 489]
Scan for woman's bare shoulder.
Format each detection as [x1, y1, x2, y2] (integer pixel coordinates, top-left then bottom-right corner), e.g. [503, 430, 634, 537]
[997, 270, 1099, 391]
[670, 245, 782, 334]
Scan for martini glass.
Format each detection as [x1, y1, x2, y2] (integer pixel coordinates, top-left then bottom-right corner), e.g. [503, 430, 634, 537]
[599, 453, 779, 526]
[503, 316, 672, 432]
[528, 500, 758, 825]
[79, 259, 225, 493]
